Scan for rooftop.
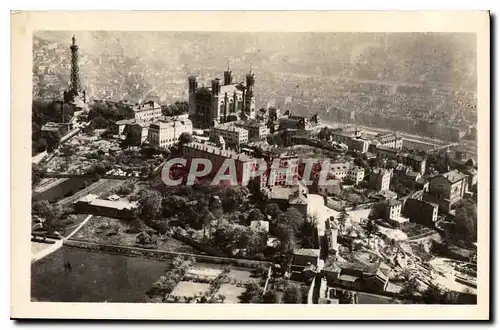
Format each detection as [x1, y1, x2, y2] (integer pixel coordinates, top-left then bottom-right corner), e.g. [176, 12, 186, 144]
[268, 186, 295, 201]
[132, 101, 161, 112]
[337, 274, 359, 283]
[406, 171, 421, 178]
[150, 118, 192, 129]
[293, 248, 320, 258]
[183, 141, 254, 162]
[387, 199, 402, 207]
[235, 119, 266, 128]
[377, 145, 399, 152]
[89, 198, 137, 210]
[405, 154, 425, 162]
[75, 194, 99, 203]
[442, 170, 468, 183]
[115, 119, 135, 125]
[250, 220, 269, 232]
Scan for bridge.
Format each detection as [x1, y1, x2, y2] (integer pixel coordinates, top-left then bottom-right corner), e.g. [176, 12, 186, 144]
[425, 142, 459, 155]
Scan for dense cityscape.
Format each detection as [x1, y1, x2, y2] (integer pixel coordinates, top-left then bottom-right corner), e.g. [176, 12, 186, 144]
[31, 32, 478, 305]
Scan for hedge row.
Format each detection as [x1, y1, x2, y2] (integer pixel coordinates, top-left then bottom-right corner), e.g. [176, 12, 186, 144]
[64, 239, 272, 268]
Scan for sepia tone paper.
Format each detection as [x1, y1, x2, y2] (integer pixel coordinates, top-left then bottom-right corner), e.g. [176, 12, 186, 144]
[12, 10, 490, 320]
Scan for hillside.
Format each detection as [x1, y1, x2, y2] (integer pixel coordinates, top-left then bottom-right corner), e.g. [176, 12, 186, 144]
[33, 31, 476, 103]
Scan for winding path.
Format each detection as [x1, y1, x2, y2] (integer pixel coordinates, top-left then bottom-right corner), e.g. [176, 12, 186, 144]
[31, 215, 93, 263]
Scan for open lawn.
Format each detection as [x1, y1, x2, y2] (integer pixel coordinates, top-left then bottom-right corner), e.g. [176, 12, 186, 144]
[194, 263, 255, 282]
[218, 284, 246, 303]
[31, 247, 169, 302]
[286, 144, 342, 159]
[170, 281, 210, 297]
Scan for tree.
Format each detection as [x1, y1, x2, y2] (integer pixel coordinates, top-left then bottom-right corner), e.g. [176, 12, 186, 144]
[239, 280, 263, 303]
[149, 276, 177, 296]
[278, 208, 304, 233]
[247, 208, 265, 225]
[209, 196, 224, 219]
[220, 186, 249, 212]
[317, 126, 330, 141]
[136, 231, 157, 247]
[265, 203, 282, 221]
[32, 200, 62, 233]
[337, 208, 349, 235]
[421, 283, 447, 304]
[202, 211, 216, 238]
[369, 201, 387, 220]
[137, 190, 163, 223]
[178, 132, 193, 145]
[32, 163, 45, 187]
[263, 290, 280, 303]
[44, 130, 61, 152]
[365, 219, 378, 245]
[399, 276, 419, 300]
[282, 282, 303, 304]
[274, 223, 296, 255]
[33, 138, 48, 154]
[453, 200, 477, 243]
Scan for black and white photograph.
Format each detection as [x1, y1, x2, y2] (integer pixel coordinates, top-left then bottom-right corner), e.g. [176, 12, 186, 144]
[11, 11, 490, 320]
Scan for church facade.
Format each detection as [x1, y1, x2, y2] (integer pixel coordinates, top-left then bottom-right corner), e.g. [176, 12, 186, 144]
[188, 66, 256, 128]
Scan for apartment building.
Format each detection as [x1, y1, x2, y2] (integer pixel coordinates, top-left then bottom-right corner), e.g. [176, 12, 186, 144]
[127, 101, 163, 122]
[210, 123, 249, 148]
[234, 120, 269, 141]
[181, 141, 257, 185]
[375, 132, 403, 150]
[428, 169, 468, 212]
[328, 162, 365, 185]
[147, 118, 193, 149]
[369, 168, 392, 192]
[403, 198, 439, 227]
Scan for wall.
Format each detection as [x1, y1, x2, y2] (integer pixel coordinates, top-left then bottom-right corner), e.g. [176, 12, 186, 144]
[32, 177, 95, 202]
[63, 239, 272, 268]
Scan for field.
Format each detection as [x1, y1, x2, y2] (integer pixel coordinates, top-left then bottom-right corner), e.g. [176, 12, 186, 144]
[194, 263, 256, 282]
[31, 247, 169, 302]
[71, 215, 198, 253]
[167, 262, 258, 303]
[217, 284, 246, 303]
[170, 281, 211, 297]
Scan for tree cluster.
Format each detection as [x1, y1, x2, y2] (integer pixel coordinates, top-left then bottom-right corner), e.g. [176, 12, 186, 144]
[32, 200, 63, 233]
[32, 100, 74, 155]
[161, 101, 188, 117]
[87, 101, 135, 130]
[147, 256, 195, 301]
[452, 199, 477, 244]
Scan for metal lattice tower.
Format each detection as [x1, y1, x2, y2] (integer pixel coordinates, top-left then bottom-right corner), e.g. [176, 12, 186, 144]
[70, 35, 81, 94]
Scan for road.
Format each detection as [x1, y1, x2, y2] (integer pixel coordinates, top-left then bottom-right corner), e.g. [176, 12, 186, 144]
[307, 194, 339, 237]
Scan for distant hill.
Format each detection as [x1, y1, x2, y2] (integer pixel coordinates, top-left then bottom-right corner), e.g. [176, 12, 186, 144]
[33, 31, 477, 104]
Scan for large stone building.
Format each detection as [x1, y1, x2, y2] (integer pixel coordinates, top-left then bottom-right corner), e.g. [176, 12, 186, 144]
[181, 141, 257, 185]
[126, 101, 163, 123]
[403, 198, 439, 228]
[373, 132, 404, 150]
[209, 123, 249, 148]
[427, 170, 468, 212]
[188, 66, 256, 128]
[369, 168, 392, 192]
[328, 162, 365, 185]
[234, 120, 269, 141]
[148, 118, 193, 149]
